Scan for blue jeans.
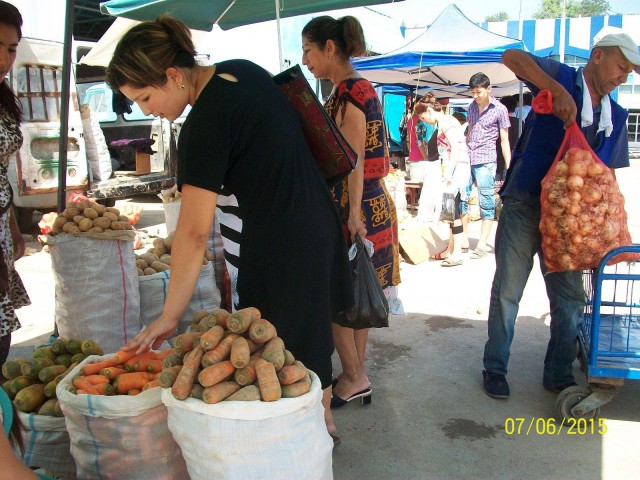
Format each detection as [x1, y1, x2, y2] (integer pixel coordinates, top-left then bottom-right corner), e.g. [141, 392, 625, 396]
[483, 198, 585, 388]
[460, 163, 496, 220]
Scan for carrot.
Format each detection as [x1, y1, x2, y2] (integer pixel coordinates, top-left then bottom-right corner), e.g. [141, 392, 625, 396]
[73, 377, 101, 395]
[226, 385, 261, 401]
[173, 332, 202, 354]
[99, 367, 127, 379]
[277, 362, 308, 386]
[113, 346, 150, 364]
[124, 351, 158, 371]
[128, 389, 142, 396]
[283, 349, 296, 367]
[281, 373, 312, 398]
[248, 318, 277, 344]
[202, 381, 241, 404]
[38, 364, 67, 383]
[200, 325, 225, 351]
[198, 360, 235, 388]
[234, 351, 261, 386]
[190, 383, 204, 400]
[83, 374, 111, 385]
[13, 384, 47, 413]
[135, 358, 164, 373]
[162, 352, 184, 369]
[226, 307, 261, 334]
[80, 357, 120, 376]
[192, 310, 210, 323]
[92, 383, 115, 395]
[201, 333, 238, 367]
[114, 372, 155, 395]
[156, 365, 183, 388]
[156, 349, 175, 360]
[171, 345, 204, 400]
[210, 309, 231, 329]
[261, 337, 285, 370]
[141, 379, 160, 392]
[197, 313, 218, 331]
[230, 337, 250, 368]
[246, 338, 262, 354]
[255, 358, 281, 402]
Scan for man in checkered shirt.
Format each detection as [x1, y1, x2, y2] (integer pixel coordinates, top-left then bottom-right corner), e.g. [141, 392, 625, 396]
[461, 73, 512, 259]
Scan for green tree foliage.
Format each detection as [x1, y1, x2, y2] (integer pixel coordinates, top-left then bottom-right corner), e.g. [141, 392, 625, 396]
[486, 11, 509, 22]
[534, 0, 609, 19]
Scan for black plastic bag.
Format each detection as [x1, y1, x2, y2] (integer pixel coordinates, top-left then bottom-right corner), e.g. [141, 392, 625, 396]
[439, 189, 456, 222]
[335, 236, 389, 330]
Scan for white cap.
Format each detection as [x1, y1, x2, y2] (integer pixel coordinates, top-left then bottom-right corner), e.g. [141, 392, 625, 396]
[592, 26, 640, 73]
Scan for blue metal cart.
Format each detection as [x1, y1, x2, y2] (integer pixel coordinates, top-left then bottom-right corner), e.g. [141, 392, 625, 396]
[556, 245, 640, 420]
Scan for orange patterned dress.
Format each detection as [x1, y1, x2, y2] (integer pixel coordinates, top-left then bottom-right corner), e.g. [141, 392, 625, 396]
[325, 78, 400, 290]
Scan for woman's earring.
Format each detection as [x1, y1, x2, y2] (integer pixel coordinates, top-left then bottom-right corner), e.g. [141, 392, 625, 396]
[179, 84, 185, 90]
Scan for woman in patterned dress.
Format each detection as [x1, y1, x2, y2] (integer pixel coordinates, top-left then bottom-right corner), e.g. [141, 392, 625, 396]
[302, 15, 401, 409]
[0, 1, 31, 369]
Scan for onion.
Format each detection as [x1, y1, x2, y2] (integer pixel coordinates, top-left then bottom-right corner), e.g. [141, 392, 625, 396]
[555, 161, 569, 177]
[567, 190, 582, 202]
[592, 212, 605, 226]
[587, 161, 604, 177]
[571, 233, 583, 245]
[566, 175, 584, 191]
[549, 205, 565, 218]
[569, 161, 587, 177]
[564, 148, 584, 165]
[567, 202, 581, 215]
[581, 184, 602, 205]
[598, 201, 609, 214]
[558, 215, 578, 234]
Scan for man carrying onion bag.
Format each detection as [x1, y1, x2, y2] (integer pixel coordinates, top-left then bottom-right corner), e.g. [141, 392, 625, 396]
[482, 27, 640, 399]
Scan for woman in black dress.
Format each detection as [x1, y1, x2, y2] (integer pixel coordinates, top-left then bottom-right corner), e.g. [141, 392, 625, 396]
[107, 15, 353, 440]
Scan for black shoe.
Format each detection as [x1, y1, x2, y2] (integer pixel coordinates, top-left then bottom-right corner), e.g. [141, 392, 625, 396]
[544, 382, 577, 394]
[483, 370, 510, 399]
[330, 387, 372, 408]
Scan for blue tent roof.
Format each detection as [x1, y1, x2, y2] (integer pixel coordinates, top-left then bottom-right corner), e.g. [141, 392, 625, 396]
[353, 4, 526, 98]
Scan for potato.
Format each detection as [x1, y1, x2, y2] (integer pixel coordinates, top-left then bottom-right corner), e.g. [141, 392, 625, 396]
[78, 218, 93, 232]
[204, 250, 214, 261]
[154, 244, 167, 256]
[123, 222, 133, 230]
[103, 212, 118, 222]
[52, 216, 68, 229]
[140, 253, 160, 265]
[143, 267, 157, 275]
[66, 201, 79, 209]
[153, 238, 166, 250]
[62, 207, 80, 220]
[89, 202, 105, 215]
[93, 217, 111, 230]
[137, 268, 145, 276]
[136, 258, 148, 269]
[118, 215, 130, 223]
[84, 208, 99, 220]
[159, 254, 171, 265]
[106, 207, 121, 216]
[163, 232, 175, 251]
[63, 223, 80, 234]
[73, 215, 85, 225]
[146, 248, 157, 256]
[110, 221, 127, 230]
[151, 260, 170, 272]
[76, 200, 92, 211]
[88, 226, 103, 233]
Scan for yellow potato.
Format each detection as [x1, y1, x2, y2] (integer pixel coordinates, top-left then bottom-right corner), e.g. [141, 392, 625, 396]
[52, 216, 67, 229]
[143, 267, 157, 275]
[78, 218, 93, 232]
[84, 208, 99, 220]
[62, 207, 80, 220]
[93, 217, 111, 230]
[106, 207, 121, 216]
[103, 212, 118, 222]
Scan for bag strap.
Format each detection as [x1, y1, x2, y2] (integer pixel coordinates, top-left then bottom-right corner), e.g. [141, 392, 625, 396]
[0, 387, 14, 437]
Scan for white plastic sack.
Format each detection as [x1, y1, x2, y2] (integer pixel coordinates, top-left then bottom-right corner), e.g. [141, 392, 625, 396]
[162, 200, 181, 234]
[18, 412, 77, 480]
[48, 235, 141, 355]
[57, 356, 189, 480]
[139, 262, 220, 336]
[162, 372, 332, 480]
[80, 104, 112, 181]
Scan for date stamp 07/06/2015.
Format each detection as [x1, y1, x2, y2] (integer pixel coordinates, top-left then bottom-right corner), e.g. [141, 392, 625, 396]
[504, 417, 608, 436]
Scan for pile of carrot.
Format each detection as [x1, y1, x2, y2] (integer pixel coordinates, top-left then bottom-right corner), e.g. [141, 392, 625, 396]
[156, 307, 313, 404]
[67, 348, 174, 396]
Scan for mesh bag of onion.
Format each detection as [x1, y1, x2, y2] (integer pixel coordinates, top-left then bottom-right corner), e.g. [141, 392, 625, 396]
[539, 122, 636, 272]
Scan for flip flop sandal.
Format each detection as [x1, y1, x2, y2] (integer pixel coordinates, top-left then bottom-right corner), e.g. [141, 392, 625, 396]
[441, 258, 463, 267]
[430, 249, 450, 261]
[470, 248, 487, 259]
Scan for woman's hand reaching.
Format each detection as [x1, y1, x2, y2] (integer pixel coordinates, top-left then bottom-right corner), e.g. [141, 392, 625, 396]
[347, 212, 367, 243]
[125, 314, 178, 354]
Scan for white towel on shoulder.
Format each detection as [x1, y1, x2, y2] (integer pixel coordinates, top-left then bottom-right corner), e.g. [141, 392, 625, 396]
[581, 71, 613, 137]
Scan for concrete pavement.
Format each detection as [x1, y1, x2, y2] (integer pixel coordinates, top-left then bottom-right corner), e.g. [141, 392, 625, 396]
[8, 159, 640, 479]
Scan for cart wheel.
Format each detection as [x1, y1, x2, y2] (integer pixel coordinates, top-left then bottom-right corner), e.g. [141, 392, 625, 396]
[555, 386, 599, 420]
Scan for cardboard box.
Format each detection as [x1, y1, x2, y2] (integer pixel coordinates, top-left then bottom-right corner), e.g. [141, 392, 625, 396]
[134, 151, 151, 175]
[398, 223, 448, 264]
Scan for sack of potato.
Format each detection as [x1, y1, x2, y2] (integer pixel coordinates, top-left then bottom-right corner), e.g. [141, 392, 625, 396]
[47, 232, 141, 354]
[159, 307, 332, 480]
[137, 233, 221, 337]
[539, 124, 636, 272]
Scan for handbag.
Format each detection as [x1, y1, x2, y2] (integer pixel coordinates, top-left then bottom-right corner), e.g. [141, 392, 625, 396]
[439, 186, 457, 222]
[334, 236, 389, 330]
[274, 65, 357, 187]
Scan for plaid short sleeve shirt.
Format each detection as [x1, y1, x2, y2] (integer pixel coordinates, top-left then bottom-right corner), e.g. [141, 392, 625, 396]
[466, 97, 510, 166]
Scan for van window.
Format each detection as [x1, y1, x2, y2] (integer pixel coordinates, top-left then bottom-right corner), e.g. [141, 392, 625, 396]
[16, 65, 62, 121]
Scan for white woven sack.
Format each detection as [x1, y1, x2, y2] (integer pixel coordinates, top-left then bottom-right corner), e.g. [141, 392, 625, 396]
[80, 104, 112, 181]
[162, 372, 333, 480]
[17, 412, 77, 480]
[139, 262, 220, 336]
[48, 235, 141, 355]
[56, 356, 189, 480]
